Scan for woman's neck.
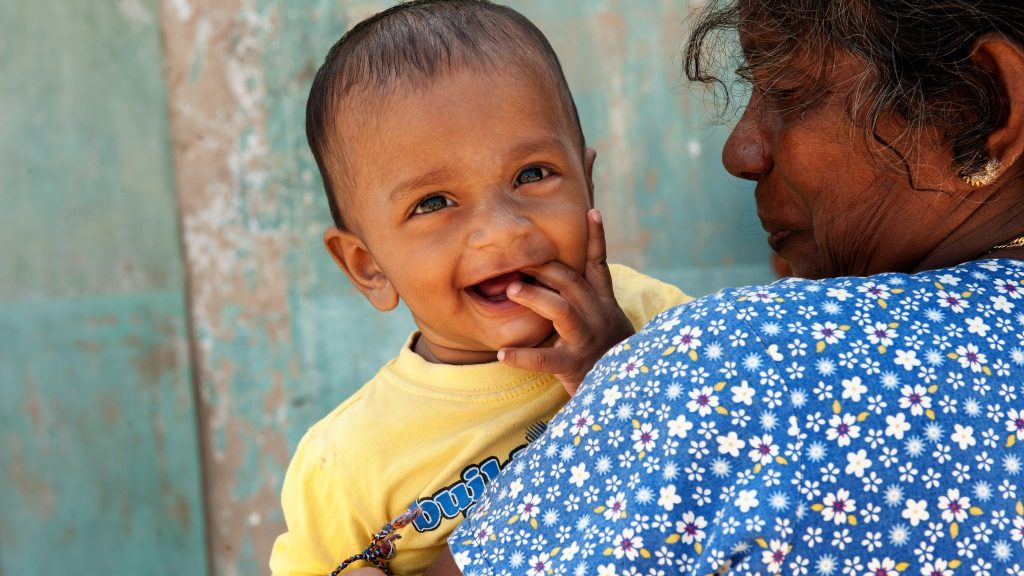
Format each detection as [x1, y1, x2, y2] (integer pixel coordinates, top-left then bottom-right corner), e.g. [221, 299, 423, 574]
[912, 187, 1024, 271]
[984, 245, 1024, 261]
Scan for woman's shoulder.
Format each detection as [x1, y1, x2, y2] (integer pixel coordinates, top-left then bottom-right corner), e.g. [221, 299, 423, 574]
[643, 258, 1024, 333]
[597, 258, 1024, 400]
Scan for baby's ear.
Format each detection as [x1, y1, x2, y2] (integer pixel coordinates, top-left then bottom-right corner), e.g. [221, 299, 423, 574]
[323, 227, 399, 311]
[583, 147, 597, 206]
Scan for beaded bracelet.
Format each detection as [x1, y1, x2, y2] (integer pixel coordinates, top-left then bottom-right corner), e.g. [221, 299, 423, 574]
[329, 506, 422, 576]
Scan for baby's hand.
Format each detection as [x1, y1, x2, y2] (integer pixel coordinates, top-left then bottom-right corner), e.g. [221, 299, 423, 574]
[499, 209, 634, 395]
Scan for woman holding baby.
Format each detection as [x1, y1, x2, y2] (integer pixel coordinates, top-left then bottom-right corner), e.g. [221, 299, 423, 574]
[425, 0, 1024, 574]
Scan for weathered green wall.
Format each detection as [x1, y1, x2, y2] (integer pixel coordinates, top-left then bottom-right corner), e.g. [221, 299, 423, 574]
[0, 1, 207, 574]
[2, 1, 770, 574]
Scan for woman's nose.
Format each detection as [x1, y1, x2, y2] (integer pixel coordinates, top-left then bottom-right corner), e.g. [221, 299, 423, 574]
[722, 98, 772, 181]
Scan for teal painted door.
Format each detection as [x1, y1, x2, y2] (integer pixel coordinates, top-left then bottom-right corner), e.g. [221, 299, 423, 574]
[0, 1, 207, 574]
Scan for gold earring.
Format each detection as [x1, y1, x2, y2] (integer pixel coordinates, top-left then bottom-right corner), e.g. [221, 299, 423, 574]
[961, 158, 1001, 187]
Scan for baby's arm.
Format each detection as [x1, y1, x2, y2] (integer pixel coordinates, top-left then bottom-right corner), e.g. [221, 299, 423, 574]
[498, 209, 634, 395]
[271, 430, 387, 576]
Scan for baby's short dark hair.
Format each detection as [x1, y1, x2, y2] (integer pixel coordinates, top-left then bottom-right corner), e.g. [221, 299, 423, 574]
[306, 0, 585, 229]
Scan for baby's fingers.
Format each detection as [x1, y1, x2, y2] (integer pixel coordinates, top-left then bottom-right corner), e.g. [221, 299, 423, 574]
[585, 209, 614, 296]
[498, 347, 582, 395]
[506, 281, 587, 344]
[520, 261, 603, 323]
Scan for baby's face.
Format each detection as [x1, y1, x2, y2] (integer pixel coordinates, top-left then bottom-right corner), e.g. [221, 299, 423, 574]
[334, 68, 594, 364]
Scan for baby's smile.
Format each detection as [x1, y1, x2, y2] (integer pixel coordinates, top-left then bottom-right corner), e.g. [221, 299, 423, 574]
[466, 271, 538, 309]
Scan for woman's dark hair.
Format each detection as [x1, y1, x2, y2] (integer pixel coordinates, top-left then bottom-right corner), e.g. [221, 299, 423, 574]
[684, 0, 1024, 178]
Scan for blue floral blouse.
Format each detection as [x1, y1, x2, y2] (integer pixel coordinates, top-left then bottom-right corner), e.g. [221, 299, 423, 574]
[449, 259, 1024, 576]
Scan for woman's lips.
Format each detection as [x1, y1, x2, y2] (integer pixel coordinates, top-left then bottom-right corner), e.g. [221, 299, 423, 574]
[767, 230, 792, 251]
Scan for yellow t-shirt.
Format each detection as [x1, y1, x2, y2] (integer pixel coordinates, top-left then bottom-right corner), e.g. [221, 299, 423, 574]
[269, 264, 691, 575]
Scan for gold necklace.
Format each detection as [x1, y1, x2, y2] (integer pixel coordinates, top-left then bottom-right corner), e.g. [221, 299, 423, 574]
[990, 235, 1024, 251]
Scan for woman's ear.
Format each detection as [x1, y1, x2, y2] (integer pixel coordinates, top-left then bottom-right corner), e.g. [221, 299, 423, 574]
[970, 34, 1024, 176]
[323, 227, 399, 311]
[583, 146, 598, 206]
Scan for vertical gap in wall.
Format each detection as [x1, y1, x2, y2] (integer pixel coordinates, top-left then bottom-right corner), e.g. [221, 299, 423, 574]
[153, 3, 216, 575]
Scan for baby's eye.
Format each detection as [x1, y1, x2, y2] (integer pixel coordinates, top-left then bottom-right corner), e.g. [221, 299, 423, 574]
[515, 166, 548, 186]
[413, 195, 454, 215]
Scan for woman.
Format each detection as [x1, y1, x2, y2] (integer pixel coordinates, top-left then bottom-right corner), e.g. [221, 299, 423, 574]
[420, 1, 1024, 574]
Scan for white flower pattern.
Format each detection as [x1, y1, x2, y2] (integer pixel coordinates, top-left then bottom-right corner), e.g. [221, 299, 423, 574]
[450, 261, 1024, 575]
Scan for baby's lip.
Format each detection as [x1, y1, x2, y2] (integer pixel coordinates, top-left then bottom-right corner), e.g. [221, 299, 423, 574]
[468, 271, 536, 302]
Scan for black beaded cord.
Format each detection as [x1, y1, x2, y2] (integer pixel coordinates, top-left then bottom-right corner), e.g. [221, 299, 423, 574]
[329, 506, 422, 576]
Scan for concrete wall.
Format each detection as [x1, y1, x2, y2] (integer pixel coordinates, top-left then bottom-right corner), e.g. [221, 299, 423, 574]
[1, 1, 770, 574]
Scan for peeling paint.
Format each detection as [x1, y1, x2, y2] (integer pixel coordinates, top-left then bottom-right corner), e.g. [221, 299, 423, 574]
[6, 442, 55, 520]
[170, 0, 193, 21]
[131, 316, 186, 383]
[118, 0, 153, 27]
[22, 372, 43, 436]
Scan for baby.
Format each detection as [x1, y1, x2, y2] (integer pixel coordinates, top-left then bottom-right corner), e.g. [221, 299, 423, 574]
[270, 1, 691, 574]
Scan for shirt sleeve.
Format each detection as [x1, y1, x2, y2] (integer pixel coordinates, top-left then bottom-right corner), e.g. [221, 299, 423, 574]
[448, 291, 802, 575]
[608, 263, 694, 331]
[270, 431, 373, 576]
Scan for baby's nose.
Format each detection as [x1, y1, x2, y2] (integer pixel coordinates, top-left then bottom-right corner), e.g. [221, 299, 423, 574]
[466, 200, 533, 249]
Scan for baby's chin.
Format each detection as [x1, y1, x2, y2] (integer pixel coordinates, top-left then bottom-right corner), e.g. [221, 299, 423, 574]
[503, 329, 559, 352]
[416, 313, 560, 364]
[488, 318, 557, 352]
[416, 322, 556, 365]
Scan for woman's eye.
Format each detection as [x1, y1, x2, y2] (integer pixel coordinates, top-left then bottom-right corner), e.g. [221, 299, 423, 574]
[413, 195, 454, 214]
[515, 167, 548, 186]
[758, 83, 823, 119]
[757, 85, 798, 106]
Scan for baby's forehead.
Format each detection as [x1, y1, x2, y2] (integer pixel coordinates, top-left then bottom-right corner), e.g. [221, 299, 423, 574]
[344, 58, 570, 124]
[334, 61, 579, 160]
[331, 67, 582, 225]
